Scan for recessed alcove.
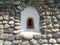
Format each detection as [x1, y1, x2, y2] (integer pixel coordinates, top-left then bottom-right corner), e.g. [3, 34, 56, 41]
[20, 6, 41, 35]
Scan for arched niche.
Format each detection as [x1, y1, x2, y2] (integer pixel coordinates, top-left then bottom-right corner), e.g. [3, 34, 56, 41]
[21, 6, 41, 35]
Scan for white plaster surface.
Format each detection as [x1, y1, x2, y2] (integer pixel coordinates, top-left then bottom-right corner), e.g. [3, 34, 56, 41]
[21, 6, 41, 35]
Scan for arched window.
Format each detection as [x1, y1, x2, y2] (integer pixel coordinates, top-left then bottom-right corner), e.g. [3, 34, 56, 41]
[27, 18, 34, 29]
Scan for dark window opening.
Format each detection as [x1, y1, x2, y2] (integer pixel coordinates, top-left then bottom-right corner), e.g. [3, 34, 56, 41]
[27, 18, 34, 29]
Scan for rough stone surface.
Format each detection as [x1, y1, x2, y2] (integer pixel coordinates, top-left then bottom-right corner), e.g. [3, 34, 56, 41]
[33, 34, 41, 39]
[0, 0, 60, 45]
[21, 41, 29, 45]
[49, 38, 57, 43]
[30, 39, 38, 45]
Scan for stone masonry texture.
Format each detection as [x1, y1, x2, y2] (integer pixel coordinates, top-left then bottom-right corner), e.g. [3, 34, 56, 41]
[0, 0, 60, 45]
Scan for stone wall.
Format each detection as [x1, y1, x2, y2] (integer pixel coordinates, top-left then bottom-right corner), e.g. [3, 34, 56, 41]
[0, 0, 60, 45]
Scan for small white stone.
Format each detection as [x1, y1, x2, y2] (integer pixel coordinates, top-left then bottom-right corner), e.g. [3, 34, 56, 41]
[47, 34, 52, 38]
[0, 25, 3, 29]
[14, 30, 21, 34]
[49, 38, 56, 43]
[9, 21, 14, 25]
[53, 44, 60, 45]
[30, 39, 38, 44]
[3, 21, 8, 24]
[57, 38, 60, 43]
[14, 26, 21, 30]
[0, 16, 3, 20]
[4, 41, 12, 45]
[0, 40, 3, 45]
[52, 29, 59, 32]
[0, 22, 2, 24]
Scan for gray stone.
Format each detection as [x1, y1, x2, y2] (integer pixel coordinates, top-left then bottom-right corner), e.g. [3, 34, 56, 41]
[15, 20, 20, 22]
[4, 41, 12, 45]
[41, 35, 46, 38]
[0, 16, 3, 20]
[13, 1, 20, 5]
[21, 41, 29, 45]
[14, 30, 21, 34]
[0, 25, 3, 29]
[53, 44, 60, 45]
[52, 32, 60, 38]
[13, 40, 22, 44]
[33, 34, 41, 39]
[0, 40, 3, 45]
[49, 38, 56, 43]
[47, 34, 52, 38]
[38, 39, 43, 43]
[14, 26, 21, 30]
[30, 39, 38, 45]
[0, 30, 4, 34]
[4, 24, 10, 28]
[17, 6, 23, 10]
[1, 34, 13, 40]
[38, 39, 48, 44]
[9, 17, 14, 20]
[58, 15, 60, 20]
[15, 23, 20, 26]
[0, 1, 4, 4]
[57, 38, 60, 43]
[53, 24, 59, 29]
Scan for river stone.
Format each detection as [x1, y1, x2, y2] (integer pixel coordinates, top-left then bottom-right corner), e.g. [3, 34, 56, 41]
[23, 34, 33, 39]
[9, 17, 14, 20]
[47, 34, 52, 38]
[9, 21, 14, 25]
[30, 39, 38, 45]
[13, 40, 22, 44]
[53, 44, 60, 45]
[4, 41, 12, 45]
[49, 38, 56, 43]
[0, 16, 3, 20]
[17, 6, 23, 10]
[1, 34, 13, 40]
[38, 39, 43, 43]
[13, 1, 20, 5]
[15, 35, 22, 40]
[14, 30, 21, 34]
[52, 32, 60, 38]
[14, 26, 21, 30]
[21, 40, 29, 45]
[15, 23, 20, 26]
[0, 30, 4, 34]
[38, 39, 48, 44]
[4, 24, 10, 28]
[0, 1, 4, 4]
[3, 15, 9, 20]
[33, 34, 41, 39]
[3, 21, 8, 24]
[52, 29, 59, 32]
[41, 35, 46, 38]
[0, 25, 3, 29]
[0, 40, 3, 45]
[0, 22, 2, 24]
[53, 24, 59, 28]
[57, 38, 60, 43]
[15, 20, 20, 22]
